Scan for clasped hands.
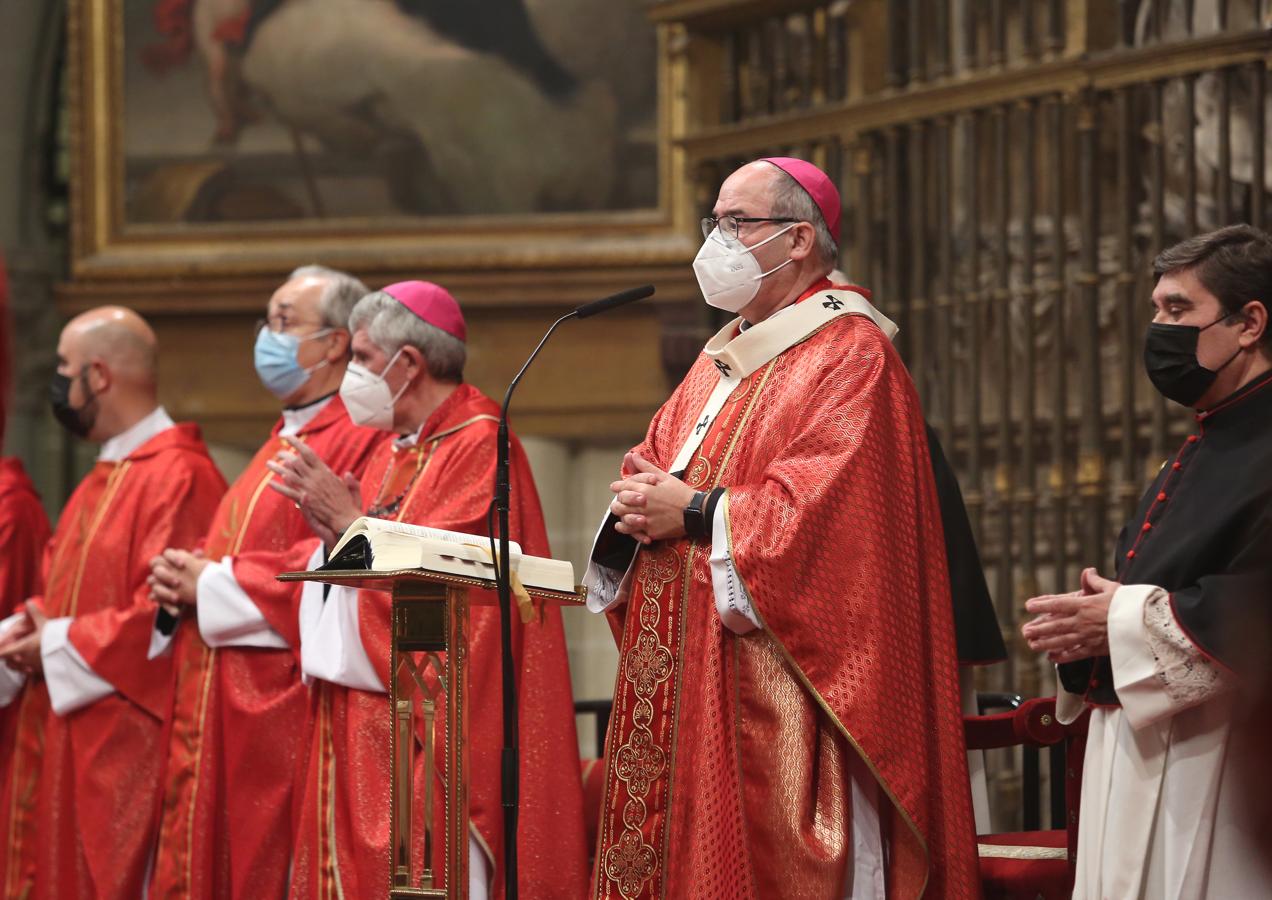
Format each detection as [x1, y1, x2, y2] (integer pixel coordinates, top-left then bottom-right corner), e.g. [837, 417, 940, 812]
[609, 452, 696, 545]
[1021, 567, 1119, 664]
[0, 603, 48, 675]
[146, 437, 362, 615]
[148, 548, 208, 614]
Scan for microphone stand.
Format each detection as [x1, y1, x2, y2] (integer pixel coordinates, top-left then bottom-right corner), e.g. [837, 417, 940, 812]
[493, 311, 576, 900]
[489, 284, 651, 898]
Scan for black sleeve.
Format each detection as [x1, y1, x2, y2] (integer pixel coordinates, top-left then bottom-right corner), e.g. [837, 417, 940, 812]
[926, 424, 1007, 666]
[1170, 509, 1272, 675]
[591, 513, 641, 572]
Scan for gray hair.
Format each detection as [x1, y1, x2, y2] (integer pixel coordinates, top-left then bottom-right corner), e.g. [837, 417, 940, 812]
[766, 169, 839, 272]
[288, 265, 370, 330]
[349, 290, 466, 383]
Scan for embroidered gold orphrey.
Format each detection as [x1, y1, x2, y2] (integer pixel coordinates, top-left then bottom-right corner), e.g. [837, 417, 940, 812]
[596, 368, 767, 900]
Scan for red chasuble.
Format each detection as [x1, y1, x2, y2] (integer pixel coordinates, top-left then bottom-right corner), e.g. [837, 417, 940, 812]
[0, 458, 49, 618]
[238, 383, 587, 900]
[0, 458, 51, 869]
[592, 292, 979, 898]
[0, 424, 225, 900]
[150, 397, 382, 900]
[0, 265, 45, 620]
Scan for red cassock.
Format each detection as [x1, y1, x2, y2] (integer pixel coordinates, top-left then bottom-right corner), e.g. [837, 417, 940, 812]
[592, 298, 980, 898]
[236, 383, 588, 899]
[0, 424, 225, 899]
[150, 397, 382, 900]
[0, 458, 50, 618]
[0, 458, 51, 867]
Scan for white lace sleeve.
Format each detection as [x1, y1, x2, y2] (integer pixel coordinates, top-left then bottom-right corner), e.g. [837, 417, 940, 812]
[1109, 584, 1233, 730]
[583, 509, 637, 614]
[1142, 589, 1228, 707]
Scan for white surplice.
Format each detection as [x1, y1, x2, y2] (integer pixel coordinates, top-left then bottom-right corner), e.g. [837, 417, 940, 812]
[1058, 584, 1271, 899]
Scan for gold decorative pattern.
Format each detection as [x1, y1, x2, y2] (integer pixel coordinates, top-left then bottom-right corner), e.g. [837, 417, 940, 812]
[603, 545, 680, 899]
[66, 461, 131, 618]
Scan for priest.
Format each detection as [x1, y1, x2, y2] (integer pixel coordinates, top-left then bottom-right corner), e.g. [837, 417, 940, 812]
[0, 464, 46, 624]
[214, 281, 588, 898]
[587, 158, 978, 898]
[1023, 224, 1272, 897]
[0, 253, 49, 622]
[0, 255, 51, 847]
[0, 306, 225, 898]
[146, 266, 383, 900]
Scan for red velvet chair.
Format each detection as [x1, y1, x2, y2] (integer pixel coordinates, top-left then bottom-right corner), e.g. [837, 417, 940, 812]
[965, 696, 1090, 900]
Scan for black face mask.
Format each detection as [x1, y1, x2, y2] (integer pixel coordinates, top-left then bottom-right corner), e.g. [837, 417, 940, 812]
[49, 367, 98, 439]
[1143, 315, 1243, 407]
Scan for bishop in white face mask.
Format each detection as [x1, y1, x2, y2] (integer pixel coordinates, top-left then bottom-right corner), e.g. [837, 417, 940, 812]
[339, 348, 409, 431]
[332, 282, 469, 434]
[261, 279, 590, 898]
[689, 156, 844, 324]
[692, 222, 797, 313]
[585, 157, 986, 898]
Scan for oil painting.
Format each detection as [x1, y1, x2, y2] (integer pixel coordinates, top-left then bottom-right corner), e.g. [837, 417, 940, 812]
[121, 0, 659, 224]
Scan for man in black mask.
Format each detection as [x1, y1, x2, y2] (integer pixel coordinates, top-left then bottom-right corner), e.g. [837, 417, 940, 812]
[0, 306, 224, 898]
[1021, 224, 1272, 898]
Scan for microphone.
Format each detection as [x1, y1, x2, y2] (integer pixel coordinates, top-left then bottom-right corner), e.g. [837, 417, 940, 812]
[491, 283, 655, 899]
[572, 283, 655, 319]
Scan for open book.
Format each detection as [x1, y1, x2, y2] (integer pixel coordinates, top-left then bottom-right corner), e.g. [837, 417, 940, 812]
[318, 517, 574, 593]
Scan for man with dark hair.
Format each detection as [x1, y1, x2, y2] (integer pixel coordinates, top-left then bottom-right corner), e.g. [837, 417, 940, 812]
[1022, 224, 1272, 896]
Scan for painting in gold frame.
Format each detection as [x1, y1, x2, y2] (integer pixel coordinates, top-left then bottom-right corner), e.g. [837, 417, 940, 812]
[68, 0, 696, 284]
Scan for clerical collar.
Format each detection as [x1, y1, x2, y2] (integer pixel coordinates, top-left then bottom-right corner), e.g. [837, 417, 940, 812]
[738, 302, 797, 332]
[1195, 367, 1272, 439]
[738, 277, 846, 332]
[280, 393, 335, 438]
[99, 406, 175, 462]
[392, 384, 470, 450]
[393, 428, 423, 450]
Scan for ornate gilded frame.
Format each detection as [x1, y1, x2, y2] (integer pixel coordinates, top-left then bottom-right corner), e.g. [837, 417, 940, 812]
[66, 0, 698, 291]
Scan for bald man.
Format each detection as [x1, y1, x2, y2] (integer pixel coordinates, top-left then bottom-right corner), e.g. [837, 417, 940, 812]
[0, 306, 225, 899]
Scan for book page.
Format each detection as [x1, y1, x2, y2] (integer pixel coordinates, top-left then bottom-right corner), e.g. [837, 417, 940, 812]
[330, 517, 571, 590]
[334, 517, 522, 559]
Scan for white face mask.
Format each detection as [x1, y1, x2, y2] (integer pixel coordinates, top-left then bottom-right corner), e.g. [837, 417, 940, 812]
[692, 224, 796, 312]
[339, 349, 408, 430]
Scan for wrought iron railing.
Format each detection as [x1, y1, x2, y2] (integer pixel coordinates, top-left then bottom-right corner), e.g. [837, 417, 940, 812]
[653, 0, 1272, 827]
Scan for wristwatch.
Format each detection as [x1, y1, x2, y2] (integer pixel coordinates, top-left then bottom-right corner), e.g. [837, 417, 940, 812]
[683, 491, 708, 540]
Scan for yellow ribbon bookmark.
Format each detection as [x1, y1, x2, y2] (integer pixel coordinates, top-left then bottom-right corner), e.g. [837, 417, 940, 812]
[462, 543, 538, 624]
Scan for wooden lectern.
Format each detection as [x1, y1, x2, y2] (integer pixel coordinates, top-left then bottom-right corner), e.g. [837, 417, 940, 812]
[278, 566, 585, 899]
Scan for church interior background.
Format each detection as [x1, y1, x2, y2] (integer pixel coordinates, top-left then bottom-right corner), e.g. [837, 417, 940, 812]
[2, 0, 1269, 832]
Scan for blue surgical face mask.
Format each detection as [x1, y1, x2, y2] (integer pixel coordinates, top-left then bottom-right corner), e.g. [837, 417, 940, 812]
[254, 326, 333, 398]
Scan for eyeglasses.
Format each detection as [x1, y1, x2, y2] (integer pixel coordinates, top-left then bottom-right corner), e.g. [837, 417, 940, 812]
[254, 317, 331, 339]
[700, 215, 801, 240]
